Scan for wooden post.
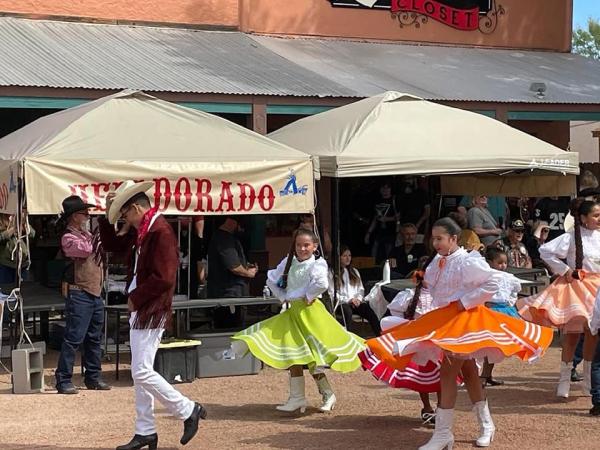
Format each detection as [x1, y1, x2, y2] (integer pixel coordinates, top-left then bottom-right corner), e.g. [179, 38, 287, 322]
[593, 128, 600, 163]
[251, 100, 267, 135]
[495, 105, 508, 123]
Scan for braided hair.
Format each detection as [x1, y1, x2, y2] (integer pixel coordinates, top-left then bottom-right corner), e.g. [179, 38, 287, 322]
[571, 198, 599, 277]
[404, 253, 436, 320]
[279, 228, 319, 289]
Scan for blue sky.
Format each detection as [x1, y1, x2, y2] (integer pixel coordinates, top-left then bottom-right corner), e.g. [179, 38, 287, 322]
[573, 0, 599, 28]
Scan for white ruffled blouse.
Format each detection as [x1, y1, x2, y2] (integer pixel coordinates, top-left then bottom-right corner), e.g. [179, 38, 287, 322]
[424, 247, 517, 310]
[488, 273, 521, 306]
[327, 267, 365, 304]
[539, 228, 600, 275]
[267, 255, 329, 302]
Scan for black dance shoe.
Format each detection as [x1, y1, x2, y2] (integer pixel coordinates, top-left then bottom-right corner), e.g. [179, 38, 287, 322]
[180, 402, 208, 445]
[116, 433, 158, 450]
[482, 376, 505, 387]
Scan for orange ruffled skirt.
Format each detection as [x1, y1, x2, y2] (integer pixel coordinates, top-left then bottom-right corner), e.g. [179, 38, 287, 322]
[518, 273, 600, 333]
[361, 302, 553, 372]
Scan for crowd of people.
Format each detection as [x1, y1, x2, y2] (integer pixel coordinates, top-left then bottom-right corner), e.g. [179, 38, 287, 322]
[10, 171, 600, 449]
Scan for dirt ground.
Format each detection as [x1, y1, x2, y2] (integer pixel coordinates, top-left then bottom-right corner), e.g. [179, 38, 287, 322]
[1, 346, 600, 450]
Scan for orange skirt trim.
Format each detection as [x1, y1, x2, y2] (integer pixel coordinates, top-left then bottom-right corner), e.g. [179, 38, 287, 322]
[518, 274, 600, 333]
[364, 302, 553, 372]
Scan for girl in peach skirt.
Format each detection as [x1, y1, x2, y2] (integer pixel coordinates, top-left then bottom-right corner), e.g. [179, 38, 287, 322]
[519, 199, 600, 398]
[359, 217, 553, 450]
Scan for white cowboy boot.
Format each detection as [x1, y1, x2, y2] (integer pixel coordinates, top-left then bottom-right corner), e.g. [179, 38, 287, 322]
[315, 376, 337, 412]
[557, 361, 571, 398]
[582, 360, 592, 396]
[276, 375, 307, 413]
[418, 408, 454, 450]
[473, 400, 495, 447]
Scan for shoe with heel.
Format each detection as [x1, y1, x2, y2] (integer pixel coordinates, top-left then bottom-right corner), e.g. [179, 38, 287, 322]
[315, 376, 336, 412]
[418, 408, 454, 450]
[557, 361, 571, 398]
[473, 400, 495, 447]
[276, 375, 308, 413]
[116, 434, 158, 450]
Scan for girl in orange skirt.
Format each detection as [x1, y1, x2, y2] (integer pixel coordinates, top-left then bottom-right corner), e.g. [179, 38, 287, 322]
[360, 218, 553, 449]
[519, 199, 600, 398]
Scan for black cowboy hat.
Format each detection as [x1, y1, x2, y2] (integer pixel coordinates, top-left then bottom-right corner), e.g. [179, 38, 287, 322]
[579, 187, 600, 198]
[60, 195, 94, 221]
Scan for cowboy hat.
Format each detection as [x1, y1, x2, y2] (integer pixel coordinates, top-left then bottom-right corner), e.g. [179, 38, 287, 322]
[59, 195, 95, 221]
[107, 180, 154, 225]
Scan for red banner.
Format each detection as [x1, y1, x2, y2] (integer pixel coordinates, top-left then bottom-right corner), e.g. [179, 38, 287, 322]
[391, 0, 479, 30]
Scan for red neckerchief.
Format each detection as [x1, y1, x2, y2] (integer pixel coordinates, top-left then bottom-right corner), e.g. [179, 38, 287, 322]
[137, 207, 158, 246]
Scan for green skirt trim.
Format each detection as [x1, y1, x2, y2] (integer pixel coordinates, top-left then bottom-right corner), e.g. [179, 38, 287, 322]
[232, 300, 365, 373]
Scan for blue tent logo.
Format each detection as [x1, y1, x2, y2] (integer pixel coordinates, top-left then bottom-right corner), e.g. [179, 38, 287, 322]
[280, 169, 308, 196]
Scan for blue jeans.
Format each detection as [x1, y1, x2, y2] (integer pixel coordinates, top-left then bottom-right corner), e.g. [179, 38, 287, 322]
[591, 338, 600, 405]
[55, 290, 104, 388]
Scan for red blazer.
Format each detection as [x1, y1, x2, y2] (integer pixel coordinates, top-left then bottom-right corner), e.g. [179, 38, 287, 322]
[99, 215, 178, 329]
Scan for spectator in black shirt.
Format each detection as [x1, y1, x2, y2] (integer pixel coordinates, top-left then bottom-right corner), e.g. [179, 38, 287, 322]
[364, 180, 400, 264]
[389, 223, 427, 277]
[207, 216, 257, 328]
[533, 196, 570, 241]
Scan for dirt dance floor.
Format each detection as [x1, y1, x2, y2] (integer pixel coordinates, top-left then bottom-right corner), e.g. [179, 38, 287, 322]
[1, 346, 600, 450]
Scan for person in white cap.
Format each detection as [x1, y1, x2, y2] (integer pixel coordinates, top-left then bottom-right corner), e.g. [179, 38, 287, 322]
[98, 180, 206, 450]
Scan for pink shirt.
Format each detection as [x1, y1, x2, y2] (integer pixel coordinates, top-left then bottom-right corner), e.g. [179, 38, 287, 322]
[61, 228, 93, 259]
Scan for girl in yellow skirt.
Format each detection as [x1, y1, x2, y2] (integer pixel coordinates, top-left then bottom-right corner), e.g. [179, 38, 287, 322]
[231, 228, 365, 413]
[519, 199, 600, 398]
[360, 218, 553, 449]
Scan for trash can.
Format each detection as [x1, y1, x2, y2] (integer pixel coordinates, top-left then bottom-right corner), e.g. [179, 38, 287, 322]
[187, 331, 262, 378]
[154, 339, 201, 384]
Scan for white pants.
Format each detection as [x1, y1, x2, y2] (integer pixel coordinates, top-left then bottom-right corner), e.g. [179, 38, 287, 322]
[129, 313, 195, 436]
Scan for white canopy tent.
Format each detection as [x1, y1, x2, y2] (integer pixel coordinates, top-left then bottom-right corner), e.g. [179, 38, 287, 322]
[270, 91, 580, 304]
[0, 90, 316, 216]
[269, 91, 579, 196]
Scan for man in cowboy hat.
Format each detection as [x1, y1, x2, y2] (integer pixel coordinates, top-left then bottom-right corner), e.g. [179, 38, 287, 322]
[98, 180, 205, 450]
[55, 195, 110, 394]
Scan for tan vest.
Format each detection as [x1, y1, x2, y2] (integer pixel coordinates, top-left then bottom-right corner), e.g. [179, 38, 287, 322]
[73, 255, 103, 298]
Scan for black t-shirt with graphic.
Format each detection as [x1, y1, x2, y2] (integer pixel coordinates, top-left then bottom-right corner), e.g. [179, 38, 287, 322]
[534, 197, 571, 241]
[371, 195, 399, 240]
